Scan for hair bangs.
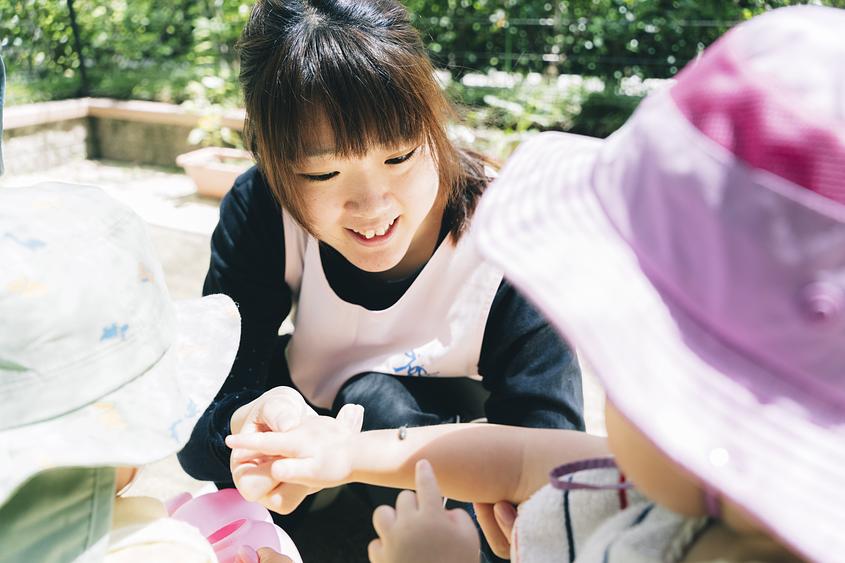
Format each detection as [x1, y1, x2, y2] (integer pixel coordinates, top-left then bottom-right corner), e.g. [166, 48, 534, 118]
[276, 28, 444, 167]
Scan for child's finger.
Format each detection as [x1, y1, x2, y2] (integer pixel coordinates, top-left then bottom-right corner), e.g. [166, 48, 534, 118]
[394, 488, 419, 514]
[372, 504, 397, 538]
[474, 502, 511, 559]
[493, 501, 517, 538]
[235, 545, 259, 563]
[448, 506, 476, 529]
[413, 459, 444, 512]
[335, 403, 364, 432]
[256, 547, 294, 563]
[367, 538, 385, 563]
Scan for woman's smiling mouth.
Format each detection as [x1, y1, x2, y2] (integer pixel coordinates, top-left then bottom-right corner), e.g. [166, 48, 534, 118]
[348, 216, 399, 243]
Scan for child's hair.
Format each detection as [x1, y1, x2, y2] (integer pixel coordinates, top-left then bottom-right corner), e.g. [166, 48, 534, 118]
[237, 0, 488, 241]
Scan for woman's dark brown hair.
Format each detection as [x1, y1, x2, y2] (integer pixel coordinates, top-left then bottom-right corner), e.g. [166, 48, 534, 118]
[238, 0, 489, 240]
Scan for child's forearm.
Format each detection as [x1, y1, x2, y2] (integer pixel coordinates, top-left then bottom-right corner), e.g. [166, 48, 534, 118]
[346, 424, 609, 504]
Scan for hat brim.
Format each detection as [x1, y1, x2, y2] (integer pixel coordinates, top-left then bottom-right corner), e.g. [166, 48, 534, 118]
[0, 294, 240, 504]
[474, 132, 845, 562]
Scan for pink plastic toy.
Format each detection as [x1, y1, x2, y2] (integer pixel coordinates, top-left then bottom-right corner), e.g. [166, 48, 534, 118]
[167, 488, 303, 563]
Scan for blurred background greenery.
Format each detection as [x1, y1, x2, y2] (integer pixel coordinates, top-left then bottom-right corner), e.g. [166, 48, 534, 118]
[2, 0, 841, 157]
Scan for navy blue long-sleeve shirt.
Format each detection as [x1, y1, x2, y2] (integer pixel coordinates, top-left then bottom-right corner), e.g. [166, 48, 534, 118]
[178, 166, 584, 482]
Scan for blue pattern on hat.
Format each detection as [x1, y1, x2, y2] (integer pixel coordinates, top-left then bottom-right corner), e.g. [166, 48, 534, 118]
[3, 233, 46, 251]
[169, 399, 199, 441]
[100, 323, 129, 342]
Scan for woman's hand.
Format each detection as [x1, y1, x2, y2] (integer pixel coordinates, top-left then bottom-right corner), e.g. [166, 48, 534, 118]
[230, 386, 318, 436]
[228, 386, 322, 514]
[226, 403, 365, 491]
[368, 460, 480, 563]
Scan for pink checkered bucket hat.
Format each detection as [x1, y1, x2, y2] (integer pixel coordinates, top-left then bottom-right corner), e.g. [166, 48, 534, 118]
[474, 6, 845, 562]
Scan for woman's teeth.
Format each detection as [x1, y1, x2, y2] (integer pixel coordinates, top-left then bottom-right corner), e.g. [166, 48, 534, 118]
[354, 218, 396, 239]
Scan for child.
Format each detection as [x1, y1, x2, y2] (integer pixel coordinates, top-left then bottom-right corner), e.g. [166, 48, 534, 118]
[0, 176, 292, 562]
[226, 5, 845, 562]
[177, 0, 585, 523]
[0, 181, 237, 561]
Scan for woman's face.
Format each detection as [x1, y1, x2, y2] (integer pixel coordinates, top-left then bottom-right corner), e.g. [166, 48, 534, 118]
[295, 119, 444, 279]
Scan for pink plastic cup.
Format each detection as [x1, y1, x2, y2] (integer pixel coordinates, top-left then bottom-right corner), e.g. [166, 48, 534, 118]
[168, 489, 303, 563]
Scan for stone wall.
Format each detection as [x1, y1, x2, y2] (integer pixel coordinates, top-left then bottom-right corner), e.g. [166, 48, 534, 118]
[2, 98, 245, 173]
[3, 118, 91, 175]
[89, 119, 195, 168]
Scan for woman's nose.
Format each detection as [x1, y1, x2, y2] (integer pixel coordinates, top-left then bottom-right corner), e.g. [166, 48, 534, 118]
[345, 184, 391, 216]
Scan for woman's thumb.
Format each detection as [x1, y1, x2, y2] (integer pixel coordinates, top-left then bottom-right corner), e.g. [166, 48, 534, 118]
[336, 403, 365, 432]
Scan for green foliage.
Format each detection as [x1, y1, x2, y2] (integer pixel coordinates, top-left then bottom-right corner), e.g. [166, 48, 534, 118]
[568, 90, 643, 138]
[446, 74, 588, 133]
[445, 72, 643, 148]
[183, 71, 244, 148]
[0, 0, 250, 105]
[405, 0, 845, 83]
[2, 1, 843, 144]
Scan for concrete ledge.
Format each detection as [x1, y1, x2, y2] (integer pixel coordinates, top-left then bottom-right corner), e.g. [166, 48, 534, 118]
[4, 98, 246, 131]
[4, 99, 90, 130]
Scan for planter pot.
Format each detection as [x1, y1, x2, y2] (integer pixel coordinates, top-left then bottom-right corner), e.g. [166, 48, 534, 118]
[176, 146, 254, 199]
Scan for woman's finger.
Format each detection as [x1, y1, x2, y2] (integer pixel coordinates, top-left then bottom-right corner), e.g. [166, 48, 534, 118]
[270, 457, 318, 485]
[232, 459, 277, 502]
[335, 403, 364, 432]
[257, 393, 308, 433]
[226, 430, 305, 457]
[260, 481, 310, 514]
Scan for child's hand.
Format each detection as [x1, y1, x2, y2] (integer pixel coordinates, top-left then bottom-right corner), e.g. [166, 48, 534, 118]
[228, 386, 322, 514]
[368, 460, 480, 563]
[474, 501, 517, 559]
[227, 404, 365, 493]
[234, 546, 293, 563]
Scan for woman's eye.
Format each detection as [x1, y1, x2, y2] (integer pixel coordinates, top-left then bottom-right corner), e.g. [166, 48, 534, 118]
[302, 171, 339, 182]
[385, 147, 418, 165]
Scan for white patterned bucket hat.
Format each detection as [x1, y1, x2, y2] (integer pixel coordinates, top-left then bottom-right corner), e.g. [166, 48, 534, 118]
[0, 182, 240, 504]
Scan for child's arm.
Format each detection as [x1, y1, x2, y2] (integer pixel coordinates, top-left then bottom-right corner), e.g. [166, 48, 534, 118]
[227, 416, 609, 505]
